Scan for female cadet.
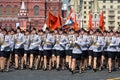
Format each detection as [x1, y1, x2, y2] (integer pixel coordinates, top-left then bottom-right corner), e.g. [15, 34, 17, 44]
[43, 30, 55, 70]
[51, 29, 58, 69]
[0, 29, 4, 72]
[23, 30, 30, 69]
[35, 30, 43, 70]
[52, 29, 61, 70]
[29, 28, 39, 70]
[0, 28, 2, 71]
[88, 30, 94, 69]
[81, 30, 90, 70]
[107, 31, 117, 73]
[65, 30, 71, 69]
[5, 30, 13, 72]
[70, 31, 82, 74]
[65, 29, 75, 69]
[50, 31, 55, 69]
[112, 31, 119, 70]
[117, 32, 120, 69]
[0, 29, 11, 72]
[55, 30, 68, 70]
[92, 30, 104, 72]
[14, 28, 24, 70]
[99, 31, 108, 71]
[9, 29, 15, 70]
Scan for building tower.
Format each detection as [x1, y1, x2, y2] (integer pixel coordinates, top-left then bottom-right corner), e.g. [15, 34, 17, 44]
[18, 1, 28, 30]
[98, 0, 120, 31]
[81, 0, 91, 29]
[91, 0, 100, 30]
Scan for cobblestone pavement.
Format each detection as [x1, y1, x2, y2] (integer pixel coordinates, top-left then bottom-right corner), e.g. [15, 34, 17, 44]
[0, 69, 120, 80]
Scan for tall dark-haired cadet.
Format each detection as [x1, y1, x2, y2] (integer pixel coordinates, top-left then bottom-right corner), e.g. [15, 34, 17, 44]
[14, 28, 24, 70]
[29, 28, 39, 70]
[0, 30, 11, 72]
[43, 30, 55, 70]
[23, 30, 30, 69]
[107, 31, 117, 73]
[71, 31, 82, 74]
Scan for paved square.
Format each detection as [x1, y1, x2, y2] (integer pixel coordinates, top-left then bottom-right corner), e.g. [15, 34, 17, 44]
[0, 69, 120, 80]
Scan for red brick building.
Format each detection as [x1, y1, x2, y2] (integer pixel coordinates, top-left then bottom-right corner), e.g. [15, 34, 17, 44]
[0, 0, 63, 30]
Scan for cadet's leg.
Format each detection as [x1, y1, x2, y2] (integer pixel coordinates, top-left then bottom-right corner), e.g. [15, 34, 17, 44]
[43, 50, 47, 70]
[68, 56, 72, 69]
[0, 56, 5, 71]
[71, 58, 76, 73]
[35, 54, 40, 70]
[116, 52, 120, 69]
[83, 51, 88, 70]
[34, 55, 37, 69]
[93, 56, 97, 72]
[56, 55, 60, 70]
[112, 58, 116, 71]
[81, 52, 85, 70]
[99, 55, 104, 71]
[108, 52, 115, 73]
[43, 56, 47, 70]
[88, 50, 93, 69]
[79, 59, 82, 73]
[99, 51, 106, 70]
[20, 49, 24, 70]
[6, 52, 11, 71]
[108, 57, 112, 73]
[39, 51, 43, 69]
[15, 54, 19, 69]
[41, 57, 43, 69]
[62, 57, 65, 70]
[84, 58, 88, 69]
[23, 53, 27, 68]
[38, 55, 41, 68]
[56, 50, 60, 70]
[29, 53, 34, 69]
[48, 57, 52, 70]
[88, 56, 92, 67]
[48, 50, 52, 70]
[51, 50, 56, 68]
[21, 56, 24, 70]
[1, 51, 6, 72]
[66, 55, 69, 64]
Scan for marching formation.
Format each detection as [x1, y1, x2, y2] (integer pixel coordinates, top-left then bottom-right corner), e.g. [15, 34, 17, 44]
[0, 27, 120, 74]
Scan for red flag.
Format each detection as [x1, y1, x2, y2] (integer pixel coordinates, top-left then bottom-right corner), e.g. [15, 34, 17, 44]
[74, 14, 79, 31]
[88, 12, 92, 30]
[53, 12, 61, 29]
[99, 11, 105, 32]
[46, 11, 57, 30]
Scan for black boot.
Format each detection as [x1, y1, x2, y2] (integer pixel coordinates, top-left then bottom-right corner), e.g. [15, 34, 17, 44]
[93, 69, 97, 72]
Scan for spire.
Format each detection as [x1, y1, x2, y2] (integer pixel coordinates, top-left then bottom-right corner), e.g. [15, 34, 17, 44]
[18, 1, 28, 18]
[21, 1, 26, 10]
[92, 0, 100, 13]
